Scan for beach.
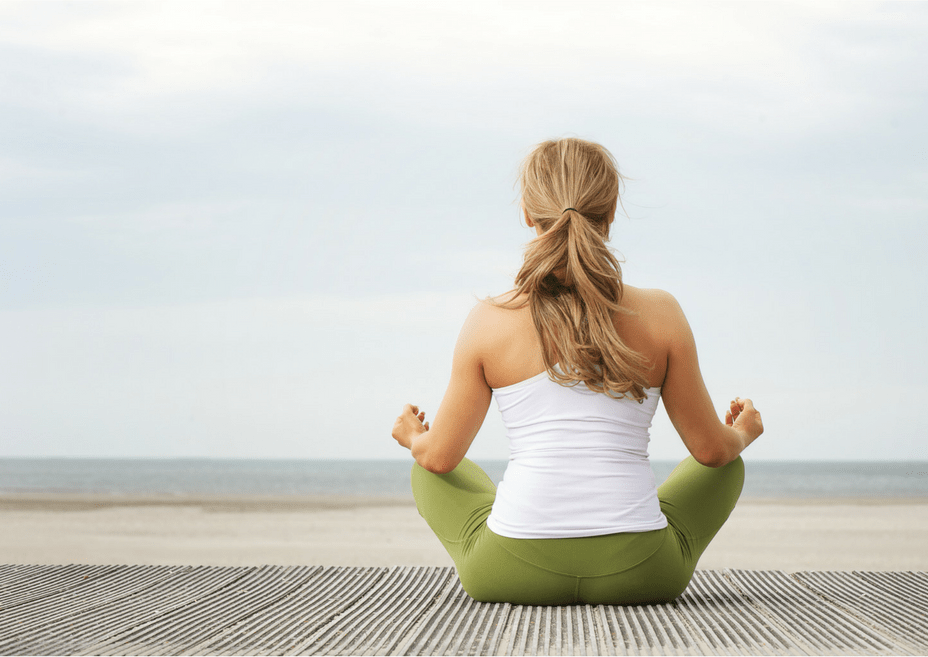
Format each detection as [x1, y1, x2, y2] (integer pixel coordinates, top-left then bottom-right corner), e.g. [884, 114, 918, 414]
[2, 494, 926, 572]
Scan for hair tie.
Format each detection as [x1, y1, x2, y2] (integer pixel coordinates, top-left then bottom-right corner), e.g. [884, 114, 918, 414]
[562, 207, 578, 214]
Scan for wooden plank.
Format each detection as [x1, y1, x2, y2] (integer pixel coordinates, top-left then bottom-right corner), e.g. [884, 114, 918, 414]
[86, 565, 322, 656]
[295, 566, 452, 655]
[2, 566, 251, 655]
[0, 565, 925, 656]
[792, 571, 928, 653]
[79, 566, 318, 656]
[188, 566, 378, 655]
[0, 564, 122, 610]
[727, 569, 913, 655]
[0, 565, 187, 653]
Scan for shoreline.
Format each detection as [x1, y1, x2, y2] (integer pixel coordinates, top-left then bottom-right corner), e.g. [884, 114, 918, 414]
[2, 491, 928, 511]
[0, 492, 417, 512]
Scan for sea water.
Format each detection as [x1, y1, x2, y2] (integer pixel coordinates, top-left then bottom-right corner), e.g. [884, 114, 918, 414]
[1, 458, 927, 498]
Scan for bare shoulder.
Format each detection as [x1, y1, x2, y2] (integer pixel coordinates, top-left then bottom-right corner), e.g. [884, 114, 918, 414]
[460, 292, 525, 347]
[483, 288, 528, 307]
[622, 285, 683, 320]
[620, 285, 689, 347]
[474, 290, 529, 322]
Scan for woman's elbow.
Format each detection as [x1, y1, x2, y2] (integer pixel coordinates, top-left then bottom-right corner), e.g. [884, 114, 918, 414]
[689, 444, 732, 468]
[411, 442, 458, 474]
[687, 425, 745, 468]
[693, 452, 726, 468]
[416, 454, 458, 474]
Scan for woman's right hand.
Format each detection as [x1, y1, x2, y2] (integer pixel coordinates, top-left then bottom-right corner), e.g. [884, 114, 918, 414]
[726, 397, 764, 444]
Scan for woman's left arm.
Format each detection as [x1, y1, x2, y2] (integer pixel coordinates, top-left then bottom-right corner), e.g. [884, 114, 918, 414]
[391, 303, 492, 473]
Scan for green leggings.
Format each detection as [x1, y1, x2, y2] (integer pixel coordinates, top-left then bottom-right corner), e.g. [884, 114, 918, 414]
[411, 455, 744, 605]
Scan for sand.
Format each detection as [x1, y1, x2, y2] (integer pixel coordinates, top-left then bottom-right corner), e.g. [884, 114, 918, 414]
[1, 494, 926, 572]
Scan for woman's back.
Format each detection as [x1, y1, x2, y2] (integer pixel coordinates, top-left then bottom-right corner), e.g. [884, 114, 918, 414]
[475, 286, 674, 538]
[478, 285, 670, 392]
[488, 366, 666, 538]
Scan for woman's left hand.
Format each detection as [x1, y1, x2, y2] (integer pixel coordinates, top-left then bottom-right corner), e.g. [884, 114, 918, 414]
[392, 403, 430, 450]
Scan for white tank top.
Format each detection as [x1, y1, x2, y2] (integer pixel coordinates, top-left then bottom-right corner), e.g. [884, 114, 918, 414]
[486, 365, 668, 539]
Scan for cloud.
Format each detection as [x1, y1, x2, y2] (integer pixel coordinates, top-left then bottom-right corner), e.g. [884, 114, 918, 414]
[1, 1, 926, 460]
[4, 1, 924, 142]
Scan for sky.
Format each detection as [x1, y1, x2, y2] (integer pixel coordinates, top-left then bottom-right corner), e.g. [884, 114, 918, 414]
[1, 1, 926, 461]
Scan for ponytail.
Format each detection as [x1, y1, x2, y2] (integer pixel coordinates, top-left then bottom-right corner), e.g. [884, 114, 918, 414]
[490, 139, 651, 401]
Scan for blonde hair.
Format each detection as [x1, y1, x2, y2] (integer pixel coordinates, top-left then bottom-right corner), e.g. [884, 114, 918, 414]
[490, 138, 651, 401]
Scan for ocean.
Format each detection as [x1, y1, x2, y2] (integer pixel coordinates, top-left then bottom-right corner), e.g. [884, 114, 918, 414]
[1, 458, 927, 499]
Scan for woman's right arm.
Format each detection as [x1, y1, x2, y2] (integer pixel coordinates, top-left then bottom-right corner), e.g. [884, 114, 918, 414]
[656, 291, 764, 467]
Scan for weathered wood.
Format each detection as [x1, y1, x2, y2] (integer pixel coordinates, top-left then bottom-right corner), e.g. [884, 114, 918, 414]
[0, 566, 924, 655]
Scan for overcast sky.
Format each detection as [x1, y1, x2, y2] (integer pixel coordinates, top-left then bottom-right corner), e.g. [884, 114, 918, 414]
[1, 1, 926, 461]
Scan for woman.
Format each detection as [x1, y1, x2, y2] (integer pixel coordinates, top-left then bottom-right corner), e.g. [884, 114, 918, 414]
[391, 137, 764, 605]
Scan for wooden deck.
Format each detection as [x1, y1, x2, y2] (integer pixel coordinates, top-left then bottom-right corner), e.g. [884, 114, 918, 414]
[0, 565, 926, 655]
